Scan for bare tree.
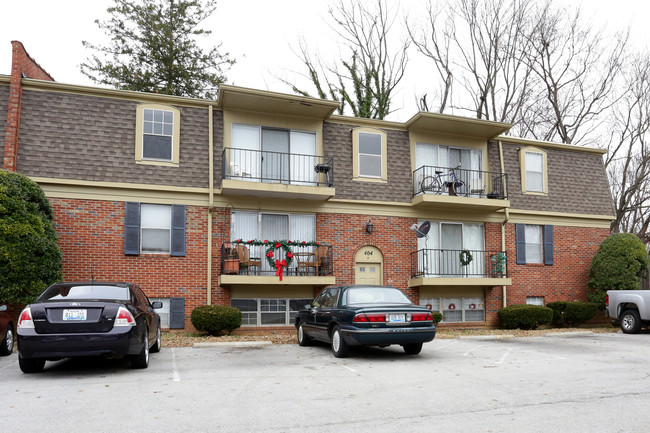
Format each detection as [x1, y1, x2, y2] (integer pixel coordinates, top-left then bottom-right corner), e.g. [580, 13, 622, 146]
[522, 3, 628, 145]
[605, 54, 650, 244]
[408, 0, 535, 122]
[284, 0, 409, 120]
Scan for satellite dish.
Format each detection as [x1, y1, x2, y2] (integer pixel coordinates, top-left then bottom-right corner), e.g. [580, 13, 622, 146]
[411, 221, 431, 238]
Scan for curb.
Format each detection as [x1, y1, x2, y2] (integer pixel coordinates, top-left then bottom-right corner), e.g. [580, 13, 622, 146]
[458, 334, 515, 340]
[543, 331, 594, 338]
[193, 341, 273, 348]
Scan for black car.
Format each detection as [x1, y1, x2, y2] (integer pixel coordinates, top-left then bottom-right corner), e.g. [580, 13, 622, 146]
[0, 304, 14, 356]
[295, 285, 437, 357]
[17, 282, 162, 373]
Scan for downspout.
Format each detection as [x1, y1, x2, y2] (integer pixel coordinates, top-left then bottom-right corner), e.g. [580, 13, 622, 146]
[207, 104, 214, 305]
[498, 140, 508, 308]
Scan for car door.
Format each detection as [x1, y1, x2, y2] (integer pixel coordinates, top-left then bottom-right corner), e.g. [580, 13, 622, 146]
[315, 287, 340, 342]
[133, 286, 155, 345]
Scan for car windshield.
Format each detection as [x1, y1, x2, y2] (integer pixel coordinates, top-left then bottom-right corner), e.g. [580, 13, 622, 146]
[346, 287, 412, 305]
[38, 285, 130, 301]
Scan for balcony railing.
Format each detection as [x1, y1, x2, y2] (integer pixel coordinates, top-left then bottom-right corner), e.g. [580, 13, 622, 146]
[410, 249, 508, 278]
[221, 242, 333, 277]
[222, 148, 334, 187]
[413, 165, 507, 199]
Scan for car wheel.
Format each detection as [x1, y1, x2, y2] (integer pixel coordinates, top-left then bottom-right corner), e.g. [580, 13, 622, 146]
[297, 322, 313, 347]
[131, 329, 150, 369]
[403, 343, 423, 355]
[150, 327, 161, 353]
[0, 324, 13, 356]
[331, 326, 349, 358]
[18, 354, 45, 373]
[620, 310, 642, 334]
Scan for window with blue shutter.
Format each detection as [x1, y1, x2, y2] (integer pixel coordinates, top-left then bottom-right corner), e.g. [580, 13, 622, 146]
[516, 223, 554, 265]
[169, 297, 185, 329]
[124, 202, 141, 255]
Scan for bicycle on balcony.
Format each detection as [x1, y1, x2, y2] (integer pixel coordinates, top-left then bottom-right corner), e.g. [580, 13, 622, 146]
[420, 164, 466, 196]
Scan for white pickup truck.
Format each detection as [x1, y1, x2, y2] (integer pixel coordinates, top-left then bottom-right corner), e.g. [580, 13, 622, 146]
[606, 290, 650, 333]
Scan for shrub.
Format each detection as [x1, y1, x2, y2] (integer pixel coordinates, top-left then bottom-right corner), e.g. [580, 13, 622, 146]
[191, 305, 242, 335]
[0, 170, 62, 304]
[497, 304, 553, 330]
[546, 301, 598, 327]
[588, 233, 649, 310]
[431, 312, 443, 324]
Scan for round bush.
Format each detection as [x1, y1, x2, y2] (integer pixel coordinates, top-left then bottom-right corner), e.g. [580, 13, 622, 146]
[431, 312, 443, 324]
[546, 301, 598, 327]
[191, 305, 242, 335]
[497, 304, 553, 330]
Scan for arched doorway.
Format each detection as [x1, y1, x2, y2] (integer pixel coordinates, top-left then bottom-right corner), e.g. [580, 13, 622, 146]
[354, 246, 383, 285]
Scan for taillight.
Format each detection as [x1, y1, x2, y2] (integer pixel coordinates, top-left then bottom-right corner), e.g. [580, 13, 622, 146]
[411, 312, 433, 321]
[114, 306, 136, 327]
[605, 294, 609, 308]
[18, 307, 34, 329]
[353, 313, 386, 323]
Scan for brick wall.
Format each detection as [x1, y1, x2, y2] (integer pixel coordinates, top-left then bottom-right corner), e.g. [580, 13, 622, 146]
[51, 198, 209, 329]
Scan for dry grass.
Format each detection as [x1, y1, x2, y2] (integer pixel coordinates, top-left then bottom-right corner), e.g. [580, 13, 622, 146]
[162, 325, 619, 347]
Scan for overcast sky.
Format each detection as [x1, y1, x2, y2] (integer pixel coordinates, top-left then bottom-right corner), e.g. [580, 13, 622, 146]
[1, 0, 649, 121]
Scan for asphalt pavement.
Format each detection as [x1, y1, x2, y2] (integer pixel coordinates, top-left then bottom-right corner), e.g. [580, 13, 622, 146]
[1, 331, 649, 432]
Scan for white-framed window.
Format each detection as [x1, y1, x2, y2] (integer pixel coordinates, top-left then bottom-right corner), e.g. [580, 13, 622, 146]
[519, 147, 547, 194]
[524, 225, 543, 264]
[352, 127, 387, 181]
[421, 297, 485, 323]
[141, 204, 172, 253]
[150, 297, 170, 327]
[231, 298, 312, 326]
[135, 104, 180, 166]
[526, 296, 545, 306]
[358, 132, 382, 178]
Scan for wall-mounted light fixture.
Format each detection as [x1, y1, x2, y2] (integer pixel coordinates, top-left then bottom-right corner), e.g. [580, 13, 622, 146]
[365, 220, 374, 234]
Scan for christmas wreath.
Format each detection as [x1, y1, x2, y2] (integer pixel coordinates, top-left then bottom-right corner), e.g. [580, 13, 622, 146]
[459, 249, 473, 266]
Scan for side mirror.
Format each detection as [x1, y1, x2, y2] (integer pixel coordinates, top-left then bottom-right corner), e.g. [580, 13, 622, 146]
[0, 305, 7, 312]
[151, 301, 163, 310]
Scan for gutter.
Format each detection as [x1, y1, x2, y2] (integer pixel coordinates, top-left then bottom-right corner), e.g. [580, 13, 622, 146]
[207, 104, 214, 305]
[498, 140, 508, 308]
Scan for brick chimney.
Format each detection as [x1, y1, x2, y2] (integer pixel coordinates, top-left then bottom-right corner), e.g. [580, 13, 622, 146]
[3, 41, 54, 171]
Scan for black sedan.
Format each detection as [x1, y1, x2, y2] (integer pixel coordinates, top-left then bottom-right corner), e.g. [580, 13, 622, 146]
[17, 282, 162, 373]
[295, 285, 437, 357]
[0, 304, 14, 356]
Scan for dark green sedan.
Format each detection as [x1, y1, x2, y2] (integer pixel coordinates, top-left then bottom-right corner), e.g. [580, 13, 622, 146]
[295, 285, 437, 357]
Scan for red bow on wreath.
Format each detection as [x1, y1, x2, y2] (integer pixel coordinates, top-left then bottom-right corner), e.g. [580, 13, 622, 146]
[275, 259, 287, 281]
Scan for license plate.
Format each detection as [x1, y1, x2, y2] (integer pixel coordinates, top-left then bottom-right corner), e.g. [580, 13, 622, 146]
[63, 309, 87, 321]
[388, 314, 405, 323]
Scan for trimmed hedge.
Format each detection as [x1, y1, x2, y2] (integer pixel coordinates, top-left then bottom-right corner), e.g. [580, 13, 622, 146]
[498, 304, 553, 330]
[191, 305, 242, 335]
[431, 312, 443, 324]
[546, 301, 598, 327]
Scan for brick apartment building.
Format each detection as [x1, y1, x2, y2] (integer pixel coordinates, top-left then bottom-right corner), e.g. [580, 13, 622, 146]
[1, 42, 614, 330]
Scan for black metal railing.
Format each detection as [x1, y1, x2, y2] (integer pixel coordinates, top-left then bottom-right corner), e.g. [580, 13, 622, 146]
[222, 148, 334, 187]
[413, 165, 507, 199]
[221, 241, 333, 277]
[410, 249, 508, 278]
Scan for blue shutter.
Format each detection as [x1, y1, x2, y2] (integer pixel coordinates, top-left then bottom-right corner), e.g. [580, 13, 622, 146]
[169, 297, 185, 329]
[515, 223, 526, 265]
[124, 202, 140, 255]
[544, 225, 554, 265]
[171, 205, 186, 257]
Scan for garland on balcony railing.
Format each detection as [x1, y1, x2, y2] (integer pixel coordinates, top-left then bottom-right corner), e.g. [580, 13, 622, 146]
[232, 239, 322, 281]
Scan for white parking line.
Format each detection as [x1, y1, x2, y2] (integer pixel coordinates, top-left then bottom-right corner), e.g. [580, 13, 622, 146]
[462, 345, 482, 356]
[341, 365, 358, 373]
[171, 348, 181, 382]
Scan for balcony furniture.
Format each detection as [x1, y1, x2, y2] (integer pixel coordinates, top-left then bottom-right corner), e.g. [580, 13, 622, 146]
[295, 252, 315, 276]
[234, 244, 261, 275]
[470, 178, 486, 196]
[314, 163, 333, 187]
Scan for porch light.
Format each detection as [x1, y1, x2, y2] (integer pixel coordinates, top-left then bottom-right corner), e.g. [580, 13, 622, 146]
[365, 220, 374, 234]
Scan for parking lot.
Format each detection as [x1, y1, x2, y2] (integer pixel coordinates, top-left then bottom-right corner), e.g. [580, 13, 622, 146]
[1, 331, 649, 432]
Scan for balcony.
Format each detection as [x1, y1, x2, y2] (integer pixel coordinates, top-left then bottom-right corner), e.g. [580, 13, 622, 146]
[221, 148, 335, 200]
[411, 165, 509, 211]
[408, 248, 511, 287]
[219, 241, 335, 286]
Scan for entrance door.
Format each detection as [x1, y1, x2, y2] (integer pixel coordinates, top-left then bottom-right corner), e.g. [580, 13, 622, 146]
[354, 246, 383, 285]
